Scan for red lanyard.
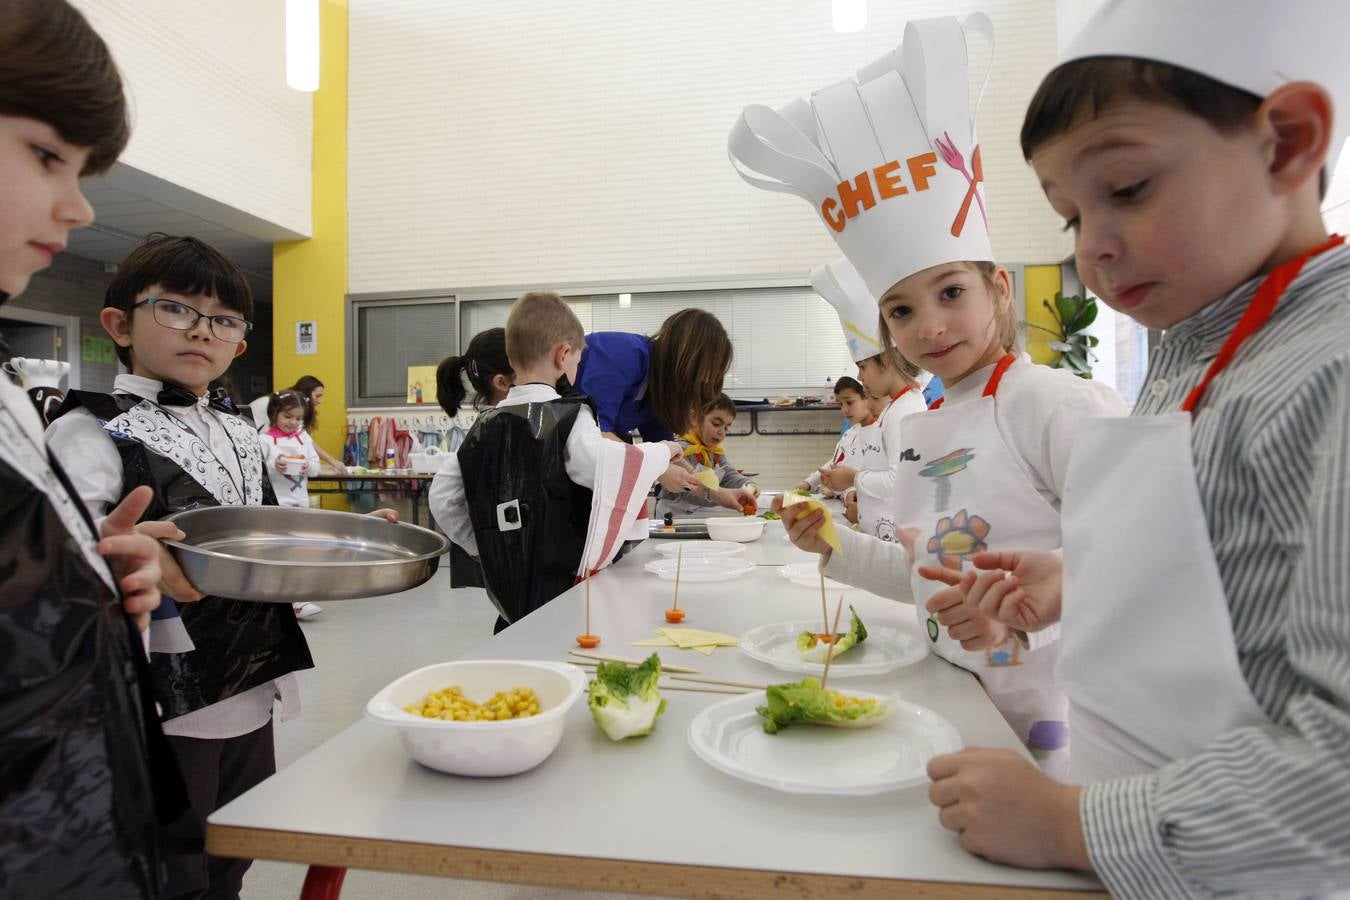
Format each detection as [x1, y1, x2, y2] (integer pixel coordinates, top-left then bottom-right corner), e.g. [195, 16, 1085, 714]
[927, 353, 1015, 410]
[1182, 235, 1344, 413]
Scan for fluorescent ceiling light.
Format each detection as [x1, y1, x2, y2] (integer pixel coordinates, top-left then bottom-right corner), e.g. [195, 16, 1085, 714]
[286, 0, 320, 92]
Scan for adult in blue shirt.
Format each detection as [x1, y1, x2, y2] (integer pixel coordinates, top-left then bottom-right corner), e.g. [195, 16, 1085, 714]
[575, 309, 733, 442]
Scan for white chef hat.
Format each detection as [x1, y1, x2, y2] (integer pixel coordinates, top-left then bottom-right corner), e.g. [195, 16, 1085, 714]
[730, 14, 996, 301]
[811, 256, 884, 364]
[1059, 0, 1350, 172]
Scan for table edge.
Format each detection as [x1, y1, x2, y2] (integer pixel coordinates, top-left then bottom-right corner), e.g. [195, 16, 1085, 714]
[207, 824, 1103, 898]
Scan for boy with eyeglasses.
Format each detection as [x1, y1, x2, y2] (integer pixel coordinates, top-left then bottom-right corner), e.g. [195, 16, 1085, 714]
[46, 233, 314, 899]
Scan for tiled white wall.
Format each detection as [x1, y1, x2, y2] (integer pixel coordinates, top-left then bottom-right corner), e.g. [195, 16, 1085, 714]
[72, 0, 313, 236]
[347, 0, 1069, 293]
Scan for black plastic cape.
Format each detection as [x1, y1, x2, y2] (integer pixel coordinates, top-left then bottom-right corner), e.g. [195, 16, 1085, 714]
[457, 397, 594, 624]
[55, 391, 313, 720]
[0, 426, 196, 897]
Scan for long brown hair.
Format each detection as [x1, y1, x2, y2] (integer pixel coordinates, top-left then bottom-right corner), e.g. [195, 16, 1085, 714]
[0, 0, 129, 176]
[647, 309, 732, 435]
[290, 375, 324, 432]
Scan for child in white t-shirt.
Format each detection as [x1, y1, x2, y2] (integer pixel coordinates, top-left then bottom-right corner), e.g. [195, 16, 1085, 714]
[794, 375, 869, 497]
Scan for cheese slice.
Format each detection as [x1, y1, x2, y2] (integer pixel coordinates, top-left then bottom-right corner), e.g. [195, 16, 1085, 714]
[780, 493, 843, 555]
[694, 469, 720, 491]
[657, 627, 738, 649]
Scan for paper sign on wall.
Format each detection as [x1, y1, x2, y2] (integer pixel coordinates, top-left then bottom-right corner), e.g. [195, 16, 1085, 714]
[296, 321, 317, 355]
[407, 365, 437, 403]
[81, 335, 116, 364]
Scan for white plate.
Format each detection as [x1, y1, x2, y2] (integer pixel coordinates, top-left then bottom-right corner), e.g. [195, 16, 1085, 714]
[687, 692, 962, 795]
[738, 620, 928, 676]
[654, 540, 747, 558]
[778, 562, 850, 591]
[643, 556, 755, 581]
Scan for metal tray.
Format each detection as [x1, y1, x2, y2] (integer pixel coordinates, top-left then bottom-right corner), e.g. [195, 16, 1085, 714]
[648, 520, 709, 540]
[165, 506, 449, 603]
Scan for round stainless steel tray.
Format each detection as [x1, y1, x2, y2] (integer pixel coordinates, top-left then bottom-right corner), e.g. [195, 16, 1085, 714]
[165, 506, 449, 603]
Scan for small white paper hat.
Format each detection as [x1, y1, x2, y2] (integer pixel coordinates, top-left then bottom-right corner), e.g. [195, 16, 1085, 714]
[811, 257, 884, 364]
[1061, 0, 1350, 172]
[730, 14, 996, 301]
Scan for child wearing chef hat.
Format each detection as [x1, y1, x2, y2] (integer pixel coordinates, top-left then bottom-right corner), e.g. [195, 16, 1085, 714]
[734, 13, 1126, 780]
[921, 1, 1350, 894]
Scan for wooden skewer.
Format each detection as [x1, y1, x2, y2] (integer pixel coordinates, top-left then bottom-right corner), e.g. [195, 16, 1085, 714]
[818, 564, 829, 635]
[576, 570, 601, 648]
[819, 595, 845, 691]
[673, 546, 682, 610]
[584, 679, 745, 696]
[567, 649, 701, 674]
[669, 674, 768, 691]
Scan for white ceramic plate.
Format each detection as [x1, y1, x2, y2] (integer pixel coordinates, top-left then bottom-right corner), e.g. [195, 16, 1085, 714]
[643, 556, 755, 581]
[778, 562, 850, 591]
[687, 692, 962, 795]
[654, 540, 747, 558]
[738, 620, 928, 676]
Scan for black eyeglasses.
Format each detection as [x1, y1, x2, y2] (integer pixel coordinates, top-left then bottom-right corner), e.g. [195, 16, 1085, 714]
[133, 297, 253, 343]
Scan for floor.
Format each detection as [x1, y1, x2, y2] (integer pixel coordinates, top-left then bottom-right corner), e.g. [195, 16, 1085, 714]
[240, 567, 658, 900]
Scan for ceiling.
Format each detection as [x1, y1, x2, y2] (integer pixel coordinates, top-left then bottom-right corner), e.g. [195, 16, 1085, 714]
[67, 162, 308, 303]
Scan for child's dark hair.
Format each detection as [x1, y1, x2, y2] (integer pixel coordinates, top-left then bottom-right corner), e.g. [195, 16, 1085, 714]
[833, 375, 864, 398]
[1021, 58, 1262, 160]
[104, 234, 254, 367]
[437, 327, 513, 415]
[0, 0, 130, 176]
[648, 309, 733, 435]
[703, 393, 737, 419]
[266, 389, 306, 426]
[288, 375, 323, 432]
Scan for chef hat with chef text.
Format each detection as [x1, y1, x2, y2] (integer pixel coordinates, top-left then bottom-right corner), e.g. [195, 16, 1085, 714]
[811, 257, 885, 364]
[1060, 0, 1350, 172]
[729, 14, 996, 301]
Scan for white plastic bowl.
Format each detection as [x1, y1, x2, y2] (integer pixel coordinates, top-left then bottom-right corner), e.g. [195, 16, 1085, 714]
[366, 660, 586, 776]
[705, 517, 766, 542]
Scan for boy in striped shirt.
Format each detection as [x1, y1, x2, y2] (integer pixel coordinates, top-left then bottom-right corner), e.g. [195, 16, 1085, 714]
[921, 2, 1350, 896]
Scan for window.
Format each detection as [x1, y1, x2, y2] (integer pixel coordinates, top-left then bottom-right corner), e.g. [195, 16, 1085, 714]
[459, 287, 858, 396]
[350, 296, 456, 406]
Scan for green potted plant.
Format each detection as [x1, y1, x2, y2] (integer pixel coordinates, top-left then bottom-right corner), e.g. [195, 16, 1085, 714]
[1029, 291, 1099, 379]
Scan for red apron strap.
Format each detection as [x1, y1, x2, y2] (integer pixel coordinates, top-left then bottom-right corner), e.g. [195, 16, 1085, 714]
[1182, 234, 1344, 414]
[982, 354, 1018, 398]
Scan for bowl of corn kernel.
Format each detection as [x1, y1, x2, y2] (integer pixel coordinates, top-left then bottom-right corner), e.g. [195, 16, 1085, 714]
[366, 660, 587, 776]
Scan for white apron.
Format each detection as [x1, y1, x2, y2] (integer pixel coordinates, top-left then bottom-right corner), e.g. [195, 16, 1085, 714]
[1057, 237, 1344, 784]
[899, 355, 1070, 777]
[855, 387, 924, 542]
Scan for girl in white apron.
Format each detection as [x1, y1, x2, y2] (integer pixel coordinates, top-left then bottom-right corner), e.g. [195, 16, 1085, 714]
[732, 13, 1126, 777]
[809, 259, 926, 542]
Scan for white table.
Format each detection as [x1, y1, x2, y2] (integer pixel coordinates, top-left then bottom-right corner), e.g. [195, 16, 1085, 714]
[209, 526, 1102, 898]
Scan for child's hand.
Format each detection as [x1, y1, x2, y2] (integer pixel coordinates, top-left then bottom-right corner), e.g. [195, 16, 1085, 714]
[818, 465, 856, 491]
[368, 508, 399, 524]
[928, 748, 1088, 870]
[712, 487, 757, 513]
[843, 492, 859, 525]
[275, 457, 288, 473]
[919, 550, 1063, 632]
[658, 463, 702, 494]
[133, 518, 205, 604]
[97, 486, 167, 631]
[925, 588, 1010, 650]
[772, 494, 833, 556]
